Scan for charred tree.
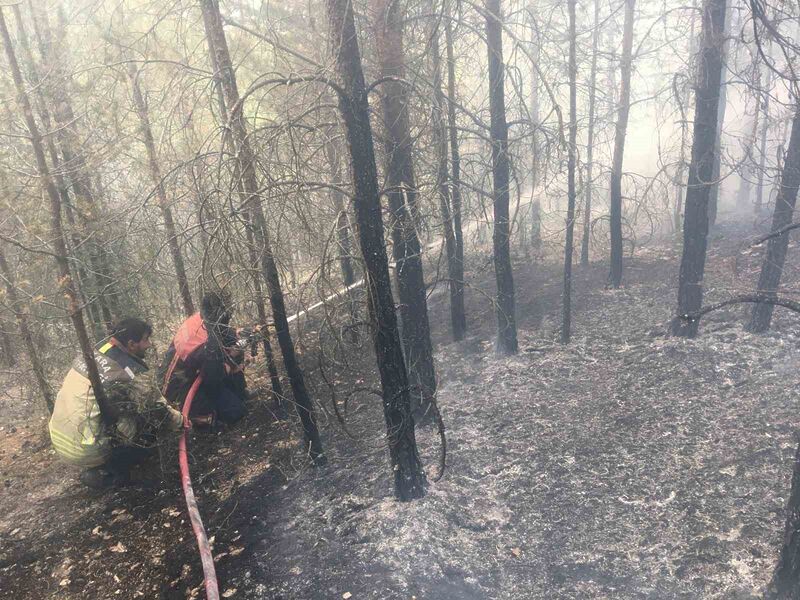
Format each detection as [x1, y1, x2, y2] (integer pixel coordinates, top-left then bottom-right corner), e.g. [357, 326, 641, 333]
[674, 0, 699, 234]
[0, 8, 114, 424]
[0, 247, 52, 412]
[202, 26, 286, 409]
[609, 0, 635, 288]
[322, 138, 357, 289]
[325, 0, 426, 500]
[748, 107, 800, 333]
[562, 0, 578, 343]
[444, 6, 467, 337]
[29, 4, 119, 325]
[485, 0, 518, 355]
[580, 0, 601, 266]
[706, 0, 733, 227]
[737, 102, 760, 211]
[200, 0, 325, 462]
[527, 11, 542, 253]
[373, 0, 438, 415]
[126, 65, 195, 318]
[769, 437, 800, 598]
[671, 0, 727, 338]
[431, 15, 465, 343]
[244, 215, 286, 409]
[756, 66, 773, 217]
[13, 4, 112, 335]
[0, 325, 14, 369]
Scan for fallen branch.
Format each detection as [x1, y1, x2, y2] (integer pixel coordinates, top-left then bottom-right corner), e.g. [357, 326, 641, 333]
[752, 221, 800, 246]
[679, 294, 800, 324]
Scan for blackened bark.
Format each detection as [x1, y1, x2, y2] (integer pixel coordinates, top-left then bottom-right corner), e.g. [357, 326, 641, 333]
[431, 13, 464, 343]
[444, 8, 467, 337]
[0, 247, 52, 412]
[0, 8, 113, 423]
[200, 0, 325, 462]
[737, 111, 758, 211]
[485, 0, 518, 355]
[562, 0, 578, 344]
[243, 212, 286, 408]
[748, 107, 800, 333]
[322, 139, 356, 288]
[29, 4, 119, 325]
[580, 0, 601, 266]
[671, 0, 727, 338]
[0, 326, 13, 368]
[202, 17, 286, 409]
[326, 0, 426, 500]
[13, 4, 111, 335]
[707, 0, 732, 227]
[756, 67, 773, 217]
[674, 0, 699, 234]
[528, 21, 542, 253]
[127, 65, 195, 318]
[373, 0, 437, 414]
[609, 0, 635, 288]
[768, 439, 800, 598]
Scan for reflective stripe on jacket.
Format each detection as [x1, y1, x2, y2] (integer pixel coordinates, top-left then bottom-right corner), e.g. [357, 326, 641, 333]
[49, 341, 182, 467]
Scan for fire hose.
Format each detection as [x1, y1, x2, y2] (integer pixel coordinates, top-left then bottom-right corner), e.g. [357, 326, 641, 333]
[179, 375, 220, 600]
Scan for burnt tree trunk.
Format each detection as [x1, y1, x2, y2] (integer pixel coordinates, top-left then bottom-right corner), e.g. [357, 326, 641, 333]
[127, 65, 195, 318]
[202, 23, 286, 409]
[528, 20, 542, 252]
[444, 6, 467, 337]
[748, 107, 800, 333]
[244, 213, 286, 409]
[1, 8, 113, 423]
[431, 11, 464, 343]
[706, 0, 732, 227]
[0, 247, 52, 412]
[200, 0, 325, 462]
[562, 0, 578, 343]
[609, 0, 635, 288]
[29, 4, 119, 325]
[322, 138, 357, 289]
[580, 0, 601, 266]
[13, 4, 112, 335]
[373, 0, 437, 415]
[756, 66, 773, 218]
[769, 437, 800, 598]
[674, 0, 699, 234]
[737, 106, 760, 211]
[0, 325, 14, 368]
[485, 0, 518, 355]
[671, 0, 727, 338]
[322, 135, 361, 345]
[326, 0, 426, 500]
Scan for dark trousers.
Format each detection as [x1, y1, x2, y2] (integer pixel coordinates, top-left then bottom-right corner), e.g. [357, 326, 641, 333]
[106, 444, 156, 476]
[191, 371, 247, 424]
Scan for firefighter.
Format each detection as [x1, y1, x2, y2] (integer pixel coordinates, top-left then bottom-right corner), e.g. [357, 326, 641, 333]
[49, 317, 187, 489]
[158, 291, 248, 426]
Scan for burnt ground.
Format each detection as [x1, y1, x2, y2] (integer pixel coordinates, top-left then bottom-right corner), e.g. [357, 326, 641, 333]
[2, 217, 800, 599]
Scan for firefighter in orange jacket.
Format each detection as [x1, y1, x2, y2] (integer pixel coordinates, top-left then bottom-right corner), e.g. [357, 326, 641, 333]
[158, 291, 248, 426]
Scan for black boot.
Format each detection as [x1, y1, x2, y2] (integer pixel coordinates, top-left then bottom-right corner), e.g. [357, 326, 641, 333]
[79, 466, 114, 490]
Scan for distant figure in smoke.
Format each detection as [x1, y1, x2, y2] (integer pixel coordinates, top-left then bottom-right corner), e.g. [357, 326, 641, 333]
[49, 317, 187, 489]
[159, 290, 248, 427]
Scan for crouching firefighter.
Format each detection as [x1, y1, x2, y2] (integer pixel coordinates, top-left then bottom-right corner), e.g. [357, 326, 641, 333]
[49, 318, 188, 489]
[159, 291, 248, 427]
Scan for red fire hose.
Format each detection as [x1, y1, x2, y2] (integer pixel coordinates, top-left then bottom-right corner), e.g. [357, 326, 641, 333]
[179, 376, 220, 600]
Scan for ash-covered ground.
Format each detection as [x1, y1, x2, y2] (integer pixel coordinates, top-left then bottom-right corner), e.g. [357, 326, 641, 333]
[1, 219, 799, 599]
[243, 223, 799, 599]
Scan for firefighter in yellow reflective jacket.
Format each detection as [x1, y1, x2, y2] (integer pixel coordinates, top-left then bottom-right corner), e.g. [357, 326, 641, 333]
[49, 317, 187, 489]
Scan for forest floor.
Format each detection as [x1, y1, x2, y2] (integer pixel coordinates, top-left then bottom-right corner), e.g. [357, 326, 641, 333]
[1, 216, 800, 599]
